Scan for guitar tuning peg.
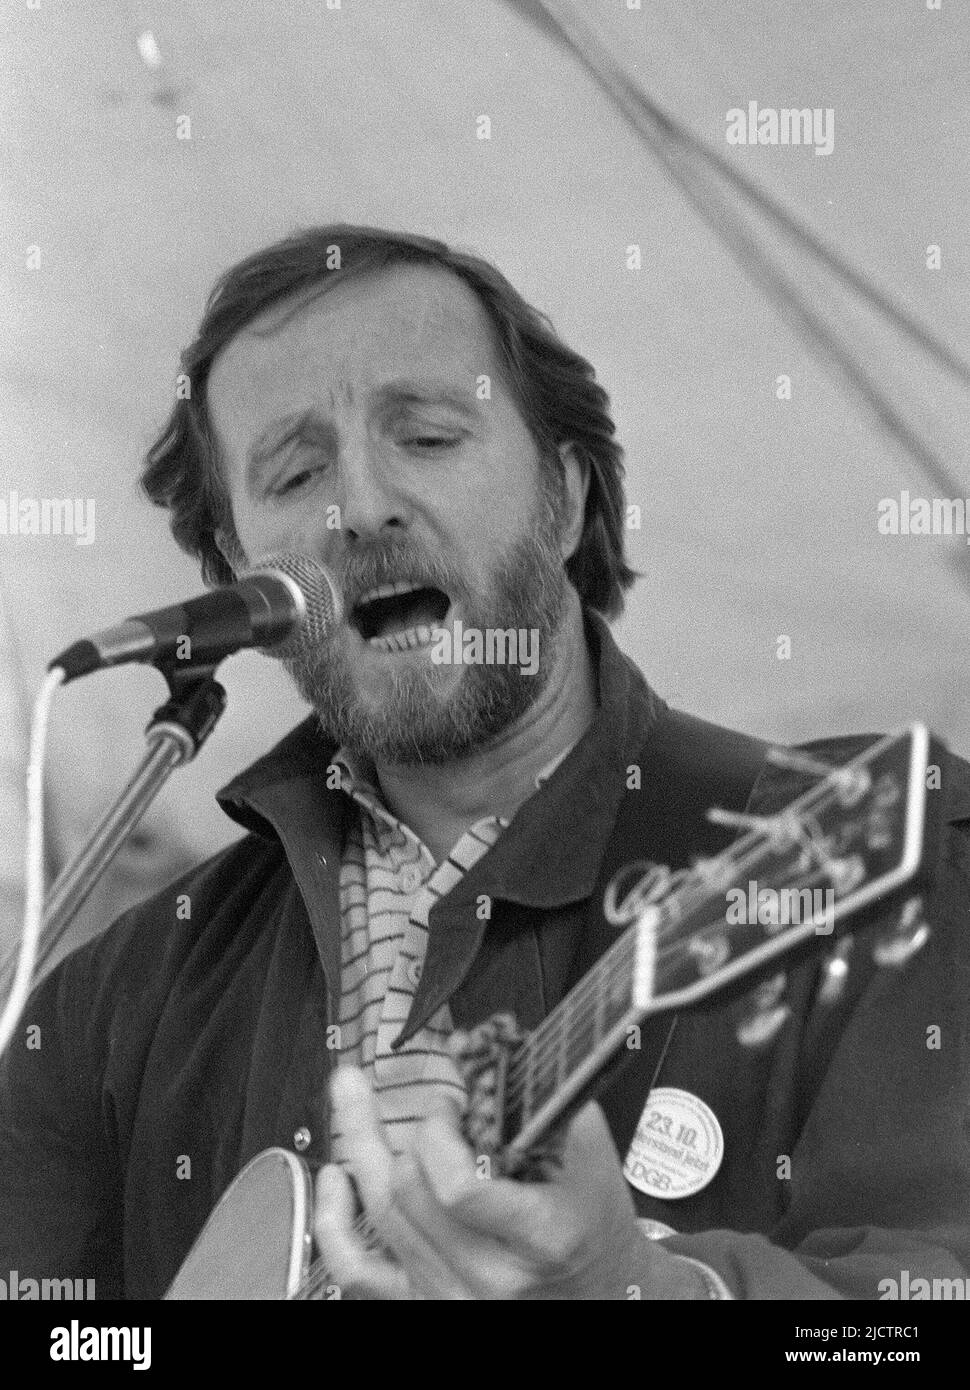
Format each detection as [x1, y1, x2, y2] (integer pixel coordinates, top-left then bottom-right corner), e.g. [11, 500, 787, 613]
[689, 932, 731, 977]
[826, 853, 866, 896]
[865, 810, 893, 851]
[736, 971, 790, 1047]
[872, 895, 931, 968]
[818, 936, 855, 1005]
[764, 747, 871, 806]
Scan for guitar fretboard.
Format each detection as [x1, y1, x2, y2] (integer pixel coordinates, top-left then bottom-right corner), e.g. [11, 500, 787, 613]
[501, 914, 649, 1151]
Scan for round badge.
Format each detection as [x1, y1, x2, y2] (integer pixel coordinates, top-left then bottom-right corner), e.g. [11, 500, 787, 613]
[623, 1087, 724, 1201]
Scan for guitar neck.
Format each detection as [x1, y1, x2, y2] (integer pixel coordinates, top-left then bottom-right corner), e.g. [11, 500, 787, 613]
[500, 913, 649, 1160]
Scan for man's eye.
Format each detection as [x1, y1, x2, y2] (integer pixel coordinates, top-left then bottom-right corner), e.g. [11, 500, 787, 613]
[402, 435, 462, 451]
[273, 467, 321, 496]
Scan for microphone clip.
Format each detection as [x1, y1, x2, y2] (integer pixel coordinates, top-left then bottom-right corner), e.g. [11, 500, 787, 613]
[147, 664, 228, 761]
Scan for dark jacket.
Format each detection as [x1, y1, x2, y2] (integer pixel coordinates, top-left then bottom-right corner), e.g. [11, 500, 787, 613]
[1, 612, 969, 1299]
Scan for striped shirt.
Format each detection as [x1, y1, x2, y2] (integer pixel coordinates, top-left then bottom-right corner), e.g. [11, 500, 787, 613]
[328, 744, 573, 1162]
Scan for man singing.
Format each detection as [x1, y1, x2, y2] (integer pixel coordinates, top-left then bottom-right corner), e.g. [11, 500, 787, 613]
[1, 226, 968, 1299]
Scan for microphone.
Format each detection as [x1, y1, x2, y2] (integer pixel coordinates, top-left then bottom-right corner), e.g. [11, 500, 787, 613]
[50, 552, 342, 683]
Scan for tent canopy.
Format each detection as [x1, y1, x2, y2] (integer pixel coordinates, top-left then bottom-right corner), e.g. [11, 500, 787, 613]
[2, 0, 966, 952]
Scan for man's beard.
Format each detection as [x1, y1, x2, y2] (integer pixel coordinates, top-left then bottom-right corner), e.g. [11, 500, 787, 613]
[282, 501, 570, 764]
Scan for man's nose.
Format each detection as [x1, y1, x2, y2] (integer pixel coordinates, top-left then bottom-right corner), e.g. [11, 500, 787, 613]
[336, 443, 408, 543]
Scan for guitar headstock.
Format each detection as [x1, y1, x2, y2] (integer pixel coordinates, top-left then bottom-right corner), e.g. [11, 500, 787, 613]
[492, 724, 948, 1168]
[624, 723, 946, 1020]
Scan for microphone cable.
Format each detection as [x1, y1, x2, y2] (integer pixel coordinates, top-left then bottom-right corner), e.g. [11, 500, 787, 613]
[0, 666, 64, 1058]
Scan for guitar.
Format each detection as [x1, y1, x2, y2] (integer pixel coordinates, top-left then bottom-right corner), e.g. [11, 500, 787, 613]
[167, 723, 945, 1299]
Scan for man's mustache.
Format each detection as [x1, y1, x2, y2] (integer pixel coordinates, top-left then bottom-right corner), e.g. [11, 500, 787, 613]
[334, 544, 471, 612]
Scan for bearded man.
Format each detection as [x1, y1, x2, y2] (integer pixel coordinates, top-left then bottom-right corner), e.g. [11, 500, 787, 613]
[1, 226, 968, 1300]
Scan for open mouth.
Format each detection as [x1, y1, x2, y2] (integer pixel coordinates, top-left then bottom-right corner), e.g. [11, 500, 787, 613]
[350, 580, 451, 653]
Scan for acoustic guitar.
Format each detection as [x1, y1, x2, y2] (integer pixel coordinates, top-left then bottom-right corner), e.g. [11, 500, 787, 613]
[167, 724, 944, 1299]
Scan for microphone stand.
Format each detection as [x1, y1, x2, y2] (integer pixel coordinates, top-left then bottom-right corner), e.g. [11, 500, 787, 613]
[1, 664, 227, 995]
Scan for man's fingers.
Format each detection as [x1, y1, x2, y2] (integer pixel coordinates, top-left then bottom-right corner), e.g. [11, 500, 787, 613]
[560, 1101, 624, 1168]
[560, 1103, 637, 1207]
[329, 1065, 395, 1220]
[407, 1103, 627, 1257]
[388, 1142, 536, 1298]
[410, 1096, 480, 1205]
[327, 1066, 473, 1296]
[313, 1163, 409, 1300]
[395, 1104, 565, 1268]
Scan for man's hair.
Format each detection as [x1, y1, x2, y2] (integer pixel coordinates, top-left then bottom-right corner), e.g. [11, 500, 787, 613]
[141, 224, 639, 618]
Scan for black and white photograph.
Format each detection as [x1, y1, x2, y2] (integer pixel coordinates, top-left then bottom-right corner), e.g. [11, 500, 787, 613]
[0, 0, 967, 1345]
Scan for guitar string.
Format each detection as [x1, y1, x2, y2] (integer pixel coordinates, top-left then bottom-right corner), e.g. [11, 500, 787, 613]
[501, 860, 838, 1106]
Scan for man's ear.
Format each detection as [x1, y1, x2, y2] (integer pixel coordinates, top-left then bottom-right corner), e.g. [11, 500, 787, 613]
[556, 442, 590, 563]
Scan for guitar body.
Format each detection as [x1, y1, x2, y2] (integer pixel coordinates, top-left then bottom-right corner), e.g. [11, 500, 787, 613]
[165, 1148, 313, 1300]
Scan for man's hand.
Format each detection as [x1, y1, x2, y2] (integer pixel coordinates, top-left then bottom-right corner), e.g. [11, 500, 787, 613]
[312, 1065, 709, 1300]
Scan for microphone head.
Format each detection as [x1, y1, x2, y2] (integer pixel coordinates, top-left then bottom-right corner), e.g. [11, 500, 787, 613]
[246, 552, 342, 658]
